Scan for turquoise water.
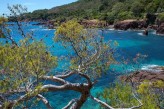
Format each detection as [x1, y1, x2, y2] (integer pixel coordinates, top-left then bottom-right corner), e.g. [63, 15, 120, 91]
[1, 23, 164, 109]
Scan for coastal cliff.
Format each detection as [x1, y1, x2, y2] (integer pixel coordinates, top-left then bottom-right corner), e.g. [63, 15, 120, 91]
[114, 19, 148, 30]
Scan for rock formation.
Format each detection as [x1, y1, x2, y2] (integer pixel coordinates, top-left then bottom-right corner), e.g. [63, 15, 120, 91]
[120, 66, 164, 83]
[114, 19, 148, 30]
[143, 29, 148, 35]
[156, 23, 164, 35]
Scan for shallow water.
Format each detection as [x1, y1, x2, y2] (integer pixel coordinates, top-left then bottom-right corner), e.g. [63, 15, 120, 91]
[1, 22, 164, 109]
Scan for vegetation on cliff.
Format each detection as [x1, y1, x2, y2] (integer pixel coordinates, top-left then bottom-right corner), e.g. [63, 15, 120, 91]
[18, 0, 164, 24]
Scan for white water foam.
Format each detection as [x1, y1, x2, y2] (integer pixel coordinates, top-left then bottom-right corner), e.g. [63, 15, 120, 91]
[30, 28, 39, 31]
[30, 28, 55, 31]
[150, 31, 164, 36]
[141, 64, 163, 72]
[42, 29, 55, 31]
[108, 28, 115, 31]
[137, 33, 144, 36]
[151, 31, 156, 35]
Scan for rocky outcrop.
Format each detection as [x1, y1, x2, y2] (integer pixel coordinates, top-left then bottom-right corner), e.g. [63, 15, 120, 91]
[114, 19, 148, 30]
[143, 29, 148, 35]
[80, 19, 108, 28]
[156, 23, 164, 35]
[32, 20, 56, 29]
[148, 25, 158, 30]
[120, 66, 164, 83]
[120, 71, 164, 83]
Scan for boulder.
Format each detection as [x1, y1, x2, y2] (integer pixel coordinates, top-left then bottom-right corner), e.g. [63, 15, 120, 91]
[156, 23, 164, 35]
[143, 29, 148, 36]
[114, 19, 148, 30]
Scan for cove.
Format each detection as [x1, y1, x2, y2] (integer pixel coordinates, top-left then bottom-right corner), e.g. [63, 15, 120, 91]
[1, 22, 164, 109]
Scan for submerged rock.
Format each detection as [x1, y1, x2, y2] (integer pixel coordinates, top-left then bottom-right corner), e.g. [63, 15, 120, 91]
[143, 29, 148, 35]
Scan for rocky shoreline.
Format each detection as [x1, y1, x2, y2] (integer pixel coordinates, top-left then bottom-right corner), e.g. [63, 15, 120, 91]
[120, 66, 164, 83]
[114, 19, 148, 30]
[29, 17, 164, 35]
[114, 19, 164, 35]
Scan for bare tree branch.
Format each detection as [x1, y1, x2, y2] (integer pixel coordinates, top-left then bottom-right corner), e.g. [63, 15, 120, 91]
[77, 71, 92, 86]
[90, 94, 143, 109]
[90, 95, 114, 109]
[37, 94, 53, 109]
[41, 76, 68, 84]
[129, 93, 143, 109]
[62, 98, 78, 109]
[55, 71, 76, 79]
[6, 82, 90, 108]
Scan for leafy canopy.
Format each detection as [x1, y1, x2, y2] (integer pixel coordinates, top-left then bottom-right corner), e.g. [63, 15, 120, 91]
[0, 39, 57, 93]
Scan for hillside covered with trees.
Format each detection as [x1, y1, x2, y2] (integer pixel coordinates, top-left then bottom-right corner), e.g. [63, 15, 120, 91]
[22, 0, 164, 24]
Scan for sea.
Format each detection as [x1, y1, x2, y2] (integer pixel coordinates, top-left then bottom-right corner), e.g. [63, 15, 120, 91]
[1, 22, 164, 109]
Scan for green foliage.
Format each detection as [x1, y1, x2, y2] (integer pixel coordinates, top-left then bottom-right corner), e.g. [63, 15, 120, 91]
[131, 1, 145, 17]
[101, 82, 139, 108]
[101, 81, 164, 109]
[157, 12, 164, 21]
[19, 0, 164, 24]
[27, 9, 49, 20]
[0, 17, 8, 25]
[55, 20, 115, 77]
[137, 81, 162, 109]
[55, 20, 83, 44]
[145, 2, 158, 13]
[117, 11, 134, 21]
[0, 39, 57, 93]
[0, 17, 7, 38]
[0, 30, 6, 38]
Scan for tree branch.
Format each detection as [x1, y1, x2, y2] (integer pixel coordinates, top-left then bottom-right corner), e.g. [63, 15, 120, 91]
[82, 44, 101, 68]
[7, 82, 89, 108]
[62, 98, 78, 109]
[90, 94, 143, 109]
[77, 71, 92, 86]
[69, 38, 83, 63]
[90, 95, 114, 109]
[37, 94, 53, 109]
[55, 71, 76, 79]
[129, 93, 143, 109]
[41, 76, 67, 84]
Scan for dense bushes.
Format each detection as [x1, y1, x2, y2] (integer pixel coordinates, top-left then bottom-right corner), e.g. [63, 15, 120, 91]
[157, 13, 164, 21]
[101, 80, 164, 109]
